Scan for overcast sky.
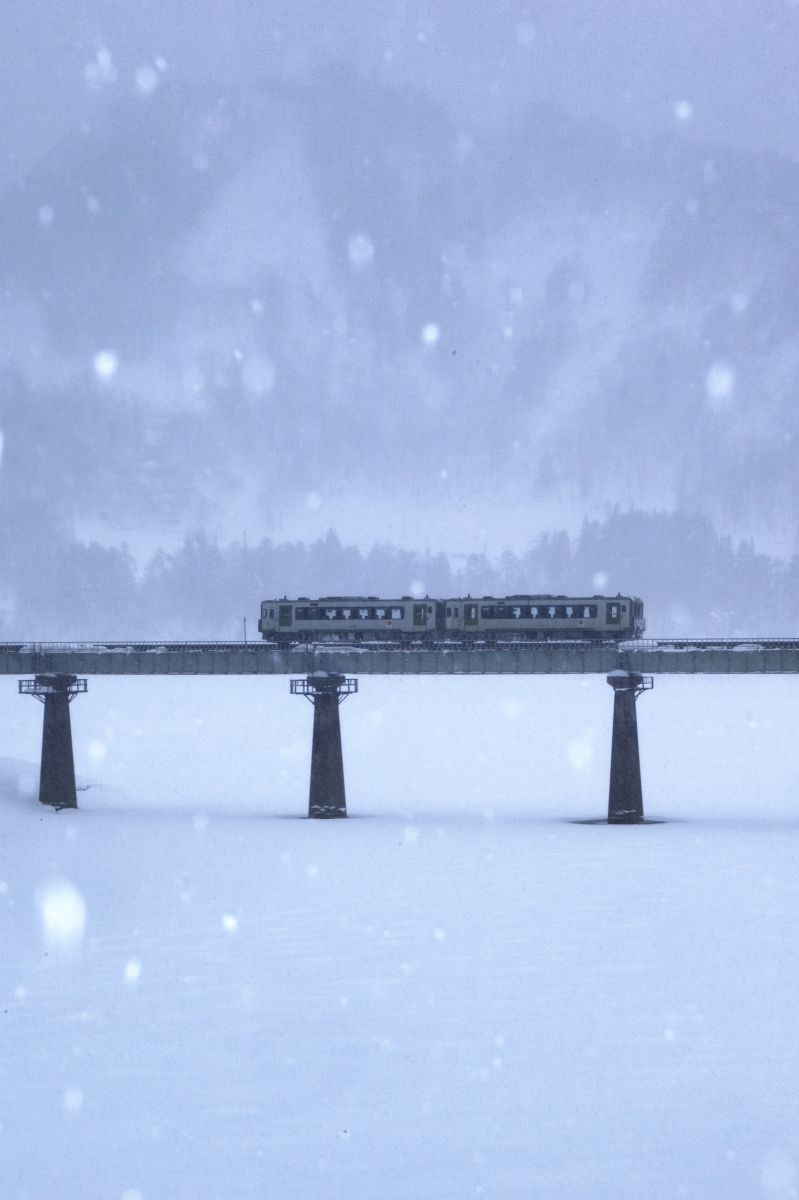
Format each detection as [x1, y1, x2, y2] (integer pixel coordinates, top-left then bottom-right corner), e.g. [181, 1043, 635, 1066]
[2, 0, 798, 190]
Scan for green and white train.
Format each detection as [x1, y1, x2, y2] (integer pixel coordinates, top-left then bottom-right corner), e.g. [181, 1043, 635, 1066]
[258, 594, 645, 643]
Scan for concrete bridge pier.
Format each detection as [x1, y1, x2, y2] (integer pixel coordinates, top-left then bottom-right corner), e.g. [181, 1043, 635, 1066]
[291, 672, 358, 818]
[19, 674, 88, 810]
[606, 670, 653, 823]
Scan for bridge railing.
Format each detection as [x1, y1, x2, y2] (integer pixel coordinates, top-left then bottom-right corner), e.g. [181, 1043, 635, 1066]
[3, 637, 799, 654]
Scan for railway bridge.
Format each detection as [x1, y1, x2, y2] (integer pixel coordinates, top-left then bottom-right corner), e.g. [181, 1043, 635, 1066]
[3, 638, 798, 822]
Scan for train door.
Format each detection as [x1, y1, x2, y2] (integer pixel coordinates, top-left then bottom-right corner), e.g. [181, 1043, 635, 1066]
[464, 602, 478, 628]
[605, 600, 621, 628]
[279, 604, 293, 628]
[413, 604, 427, 628]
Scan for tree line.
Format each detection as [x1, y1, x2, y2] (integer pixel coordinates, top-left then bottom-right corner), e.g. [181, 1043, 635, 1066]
[0, 510, 794, 640]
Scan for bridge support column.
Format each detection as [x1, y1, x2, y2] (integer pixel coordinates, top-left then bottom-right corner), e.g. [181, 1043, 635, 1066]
[606, 670, 653, 823]
[19, 674, 88, 810]
[291, 672, 358, 818]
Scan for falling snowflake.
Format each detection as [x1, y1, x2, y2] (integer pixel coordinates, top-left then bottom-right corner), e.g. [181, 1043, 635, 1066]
[63, 1087, 83, 1114]
[37, 880, 87, 952]
[706, 362, 735, 409]
[87, 740, 107, 762]
[84, 46, 117, 91]
[124, 959, 142, 985]
[93, 351, 119, 381]
[135, 65, 159, 95]
[454, 131, 474, 161]
[421, 323, 441, 346]
[567, 734, 594, 771]
[347, 232, 375, 269]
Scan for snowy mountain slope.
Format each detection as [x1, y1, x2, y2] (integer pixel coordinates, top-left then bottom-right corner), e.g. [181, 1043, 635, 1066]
[1, 73, 799, 556]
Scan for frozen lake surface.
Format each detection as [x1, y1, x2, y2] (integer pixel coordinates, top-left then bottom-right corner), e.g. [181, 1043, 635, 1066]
[1, 676, 798, 1198]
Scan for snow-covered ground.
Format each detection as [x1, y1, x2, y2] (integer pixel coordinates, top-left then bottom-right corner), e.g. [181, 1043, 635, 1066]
[1, 674, 798, 1199]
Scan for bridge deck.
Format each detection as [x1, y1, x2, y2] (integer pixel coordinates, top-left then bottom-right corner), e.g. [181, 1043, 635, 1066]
[2, 641, 799, 674]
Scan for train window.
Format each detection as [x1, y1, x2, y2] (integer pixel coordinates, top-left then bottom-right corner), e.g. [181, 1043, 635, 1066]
[391, 607, 403, 619]
[269, 609, 274, 618]
[462, 600, 603, 622]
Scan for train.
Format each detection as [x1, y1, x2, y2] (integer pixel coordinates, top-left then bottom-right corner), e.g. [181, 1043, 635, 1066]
[258, 594, 645, 643]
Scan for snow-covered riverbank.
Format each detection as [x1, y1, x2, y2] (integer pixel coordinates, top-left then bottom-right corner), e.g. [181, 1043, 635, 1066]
[1, 676, 797, 1198]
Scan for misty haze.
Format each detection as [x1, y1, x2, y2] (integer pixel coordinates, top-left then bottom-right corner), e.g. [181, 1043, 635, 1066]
[2, 1, 799, 636]
[2, 6, 799, 1200]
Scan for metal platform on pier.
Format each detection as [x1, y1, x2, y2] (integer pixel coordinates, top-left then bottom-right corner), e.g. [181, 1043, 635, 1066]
[2, 640, 799, 675]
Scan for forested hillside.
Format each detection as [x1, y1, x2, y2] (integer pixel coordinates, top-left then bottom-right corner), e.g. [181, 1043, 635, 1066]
[0, 513, 792, 639]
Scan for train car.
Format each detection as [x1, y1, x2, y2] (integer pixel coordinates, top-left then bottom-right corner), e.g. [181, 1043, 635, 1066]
[258, 596, 438, 641]
[443, 595, 645, 640]
[259, 594, 645, 642]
